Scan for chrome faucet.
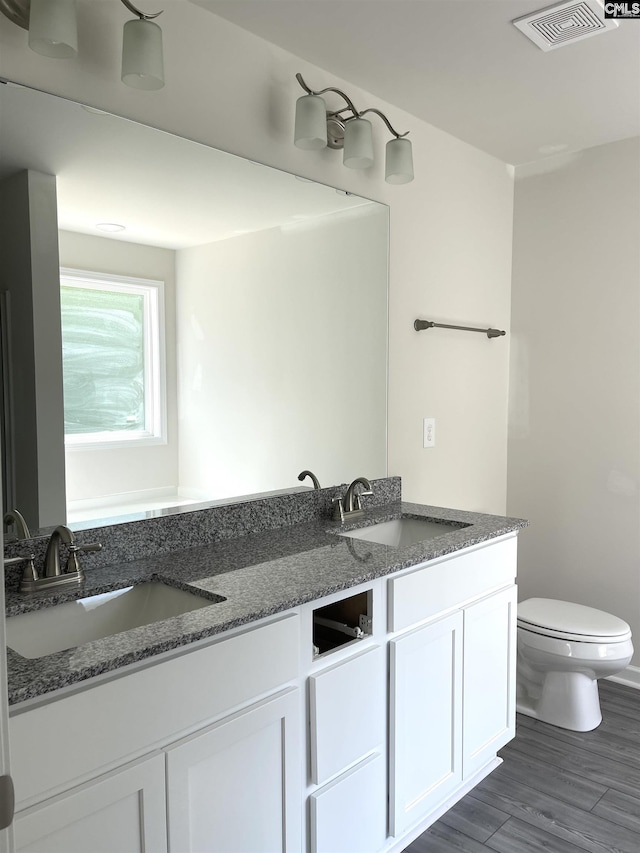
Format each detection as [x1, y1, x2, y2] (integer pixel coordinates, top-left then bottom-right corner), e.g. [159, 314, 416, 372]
[333, 477, 373, 522]
[18, 525, 102, 594]
[43, 525, 76, 578]
[298, 470, 321, 489]
[3, 509, 31, 541]
[343, 477, 373, 513]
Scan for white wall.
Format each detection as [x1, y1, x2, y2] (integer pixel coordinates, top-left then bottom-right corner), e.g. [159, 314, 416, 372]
[508, 138, 640, 666]
[176, 208, 387, 500]
[0, 0, 514, 514]
[0, 171, 67, 527]
[58, 231, 178, 505]
[390, 149, 513, 512]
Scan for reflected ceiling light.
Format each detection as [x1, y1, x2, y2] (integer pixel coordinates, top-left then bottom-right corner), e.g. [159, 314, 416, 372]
[0, 0, 165, 90]
[538, 143, 569, 155]
[81, 105, 111, 116]
[294, 73, 414, 185]
[96, 223, 126, 233]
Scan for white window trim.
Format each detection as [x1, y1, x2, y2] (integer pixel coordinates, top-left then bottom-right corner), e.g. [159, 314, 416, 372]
[61, 268, 167, 451]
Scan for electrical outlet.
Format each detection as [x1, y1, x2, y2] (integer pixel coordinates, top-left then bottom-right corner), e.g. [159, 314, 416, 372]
[423, 417, 435, 448]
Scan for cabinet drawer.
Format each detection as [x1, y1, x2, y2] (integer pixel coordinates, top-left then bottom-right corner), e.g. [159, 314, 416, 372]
[389, 536, 517, 633]
[10, 614, 299, 808]
[310, 753, 386, 853]
[309, 645, 384, 785]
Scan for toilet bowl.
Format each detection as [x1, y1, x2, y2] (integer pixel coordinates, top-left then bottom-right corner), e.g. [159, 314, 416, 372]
[516, 598, 633, 732]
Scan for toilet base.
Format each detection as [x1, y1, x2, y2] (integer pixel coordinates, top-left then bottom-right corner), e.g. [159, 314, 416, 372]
[517, 670, 602, 732]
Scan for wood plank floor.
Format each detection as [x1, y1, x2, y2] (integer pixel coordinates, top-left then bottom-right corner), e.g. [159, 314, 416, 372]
[404, 680, 640, 853]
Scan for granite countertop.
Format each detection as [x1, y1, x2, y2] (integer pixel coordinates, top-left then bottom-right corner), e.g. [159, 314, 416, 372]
[4, 501, 527, 706]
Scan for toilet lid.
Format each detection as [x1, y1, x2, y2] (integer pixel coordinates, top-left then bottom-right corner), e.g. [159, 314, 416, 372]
[518, 598, 632, 643]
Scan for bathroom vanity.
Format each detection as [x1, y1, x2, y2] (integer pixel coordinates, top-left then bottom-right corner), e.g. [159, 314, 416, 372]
[3, 492, 525, 853]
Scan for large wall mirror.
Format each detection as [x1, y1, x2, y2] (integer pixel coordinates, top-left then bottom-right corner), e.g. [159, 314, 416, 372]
[0, 81, 388, 536]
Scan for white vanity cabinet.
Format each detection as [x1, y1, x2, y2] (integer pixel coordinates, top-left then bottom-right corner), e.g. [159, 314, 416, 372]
[7, 531, 520, 853]
[10, 614, 301, 853]
[388, 536, 518, 840]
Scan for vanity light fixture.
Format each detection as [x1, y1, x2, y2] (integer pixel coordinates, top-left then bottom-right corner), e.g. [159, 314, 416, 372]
[0, 0, 165, 90]
[294, 73, 414, 185]
[120, 0, 164, 91]
[28, 0, 77, 58]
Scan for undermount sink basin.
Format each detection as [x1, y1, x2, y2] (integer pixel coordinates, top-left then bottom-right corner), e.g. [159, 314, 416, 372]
[6, 582, 225, 659]
[339, 517, 468, 548]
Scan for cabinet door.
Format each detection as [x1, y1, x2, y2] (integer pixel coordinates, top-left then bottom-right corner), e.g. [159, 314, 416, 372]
[166, 689, 301, 853]
[309, 645, 384, 785]
[463, 585, 517, 778]
[389, 611, 463, 837]
[310, 752, 386, 853]
[14, 754, 166, 853]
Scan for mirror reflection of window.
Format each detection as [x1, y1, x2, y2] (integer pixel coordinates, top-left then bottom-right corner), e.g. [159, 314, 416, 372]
[60, 269, 166, 449]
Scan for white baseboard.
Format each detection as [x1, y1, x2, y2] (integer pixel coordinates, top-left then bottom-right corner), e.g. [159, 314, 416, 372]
[606, 664, 640, 689]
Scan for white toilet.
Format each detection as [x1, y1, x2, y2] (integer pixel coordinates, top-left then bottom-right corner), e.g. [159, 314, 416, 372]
[517, 598, 633, 732]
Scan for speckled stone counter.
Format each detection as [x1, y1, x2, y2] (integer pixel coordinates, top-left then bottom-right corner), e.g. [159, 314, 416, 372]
[3, 477, 403, 577]
[4, 499, 527, 707]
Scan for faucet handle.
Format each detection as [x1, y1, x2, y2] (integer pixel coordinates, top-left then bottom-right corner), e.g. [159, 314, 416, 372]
[3, 554, 35, 567]
[354, 488, 373, 512]
[4, 554, 38, 586]
[20, 556, 38, 584]
[65, 542, 102, 574]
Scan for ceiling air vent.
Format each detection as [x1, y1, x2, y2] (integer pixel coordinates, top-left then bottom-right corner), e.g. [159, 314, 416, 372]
[513, 0, 618, 51]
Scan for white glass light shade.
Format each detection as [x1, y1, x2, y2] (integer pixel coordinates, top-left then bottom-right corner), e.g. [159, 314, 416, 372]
[28, 0, 78, 59]
[385, 137, 414, 184]
[294, 95, 327, 150]
[343, 118, 374, 170]
[121, 19, 165, 91]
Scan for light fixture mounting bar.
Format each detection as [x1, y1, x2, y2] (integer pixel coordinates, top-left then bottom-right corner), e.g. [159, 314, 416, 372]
[120, 0, 162, 20]
[0, 0, 29, 30]
[295, 73, 360, 121]
[359, 107, 408, 140]
[295, 73, 408, 139]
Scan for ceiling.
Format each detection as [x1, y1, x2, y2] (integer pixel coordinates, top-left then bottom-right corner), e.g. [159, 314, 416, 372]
[194, 0, 640, 166]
